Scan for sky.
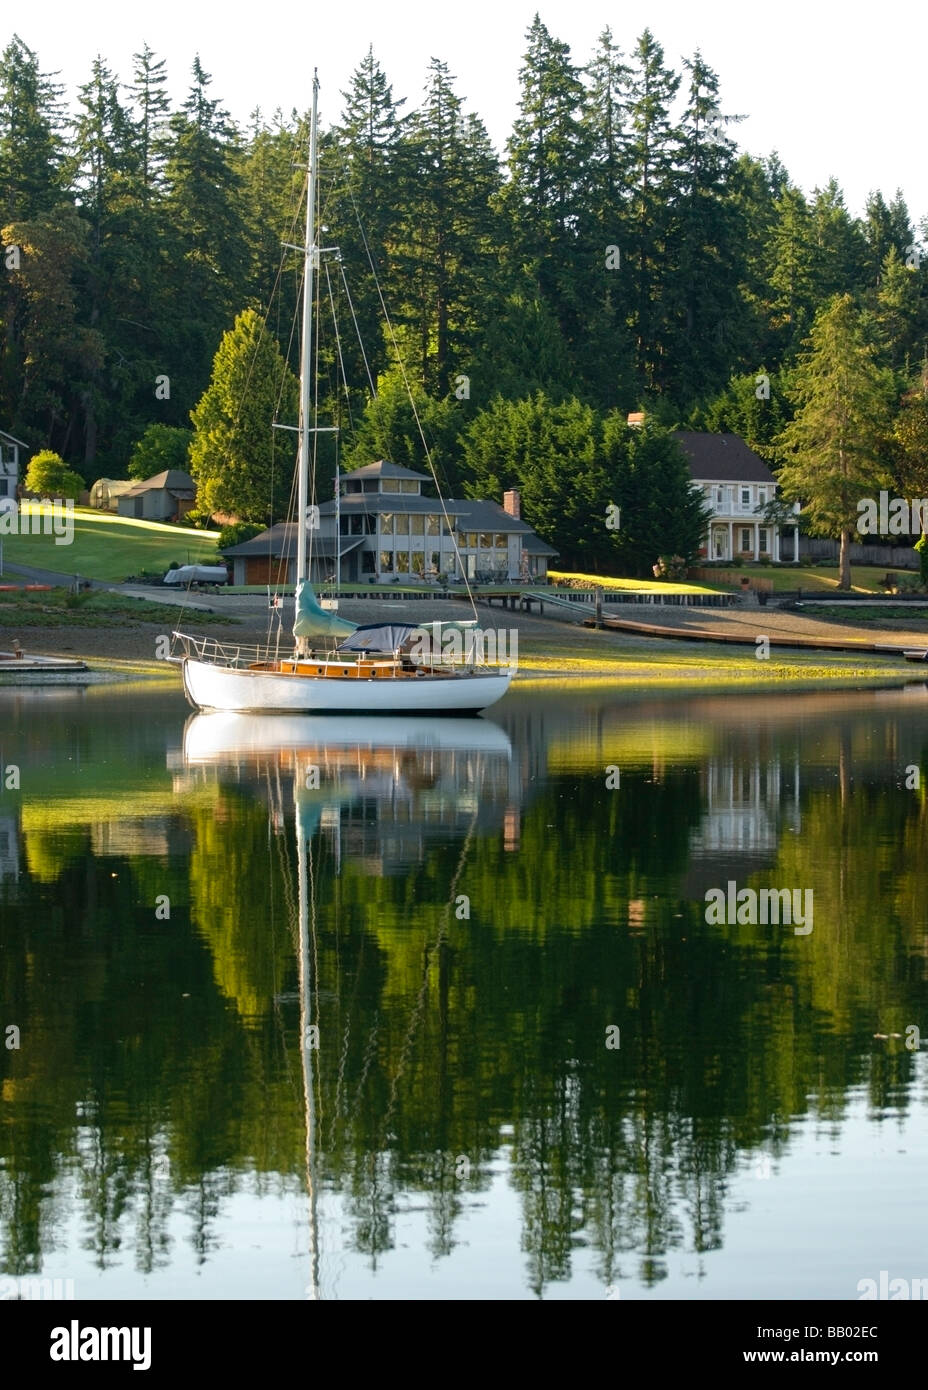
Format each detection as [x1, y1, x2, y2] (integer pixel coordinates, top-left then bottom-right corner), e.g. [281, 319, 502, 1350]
[8, 0, 928, 224]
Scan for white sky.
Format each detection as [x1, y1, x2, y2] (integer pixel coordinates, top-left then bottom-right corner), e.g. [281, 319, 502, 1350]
[9, 0, 928, 224]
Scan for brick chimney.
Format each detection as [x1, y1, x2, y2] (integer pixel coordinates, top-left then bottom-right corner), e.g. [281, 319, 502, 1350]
[503, 489, 521, 519]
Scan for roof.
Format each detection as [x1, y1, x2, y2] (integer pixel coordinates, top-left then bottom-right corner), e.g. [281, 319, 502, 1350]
[672, 432, 776, 485]
[221, 522, 364, 559]
[520, 533, 559, 556]
[341, 460, 430, 482]
[320, 495, 468, 516]
[446, 499, 534, 534]
[121, 469, 196, 497]
[0, 429, 29, 449]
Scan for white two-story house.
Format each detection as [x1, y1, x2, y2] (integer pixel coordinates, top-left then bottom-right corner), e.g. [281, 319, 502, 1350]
[672, 431, 799, 563]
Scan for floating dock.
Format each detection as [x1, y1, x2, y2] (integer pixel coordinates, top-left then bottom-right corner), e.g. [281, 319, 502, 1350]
[0, 652, 90, 683]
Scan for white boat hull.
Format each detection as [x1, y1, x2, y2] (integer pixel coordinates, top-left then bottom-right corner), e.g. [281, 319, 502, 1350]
[181, 657, 513, 714]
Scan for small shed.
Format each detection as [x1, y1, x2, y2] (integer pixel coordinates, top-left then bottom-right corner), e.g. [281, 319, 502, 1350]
[117, 470, 197, 522]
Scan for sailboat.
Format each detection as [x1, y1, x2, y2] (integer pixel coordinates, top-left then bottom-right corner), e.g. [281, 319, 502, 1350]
[174, 74, 513, 717]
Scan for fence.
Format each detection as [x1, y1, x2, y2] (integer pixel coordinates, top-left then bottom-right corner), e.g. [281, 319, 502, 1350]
[798, 537, 919, 569]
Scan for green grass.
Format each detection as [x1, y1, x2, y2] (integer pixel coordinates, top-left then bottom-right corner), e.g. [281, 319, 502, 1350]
[734, 564, 916, 593]
[548, 569, 725, 595]
[0, 506, 220, 581]
[800, 604, 928, 627]
[0, 588, 232, 628]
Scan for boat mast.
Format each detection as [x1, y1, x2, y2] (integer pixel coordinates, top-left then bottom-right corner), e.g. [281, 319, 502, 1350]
[296, 72, 319, 596]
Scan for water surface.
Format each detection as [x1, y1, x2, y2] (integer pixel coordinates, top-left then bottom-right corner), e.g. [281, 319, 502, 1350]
[1, 681, 926, 1299]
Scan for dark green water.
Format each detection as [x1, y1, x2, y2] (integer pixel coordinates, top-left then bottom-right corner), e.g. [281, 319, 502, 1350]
[1, 681, 927, 1300]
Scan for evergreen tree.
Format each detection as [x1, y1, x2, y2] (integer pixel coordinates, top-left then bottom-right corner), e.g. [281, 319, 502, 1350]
[764, 185, 819, 358]
[664, 52, 745, 402]
[129, 44, 171, 203]
[774, 294, 895, 588]
[70, 57, 140, 466]
[330, 48, 404, 367]
[162, 58, 247, 417]
[0, 36, 66, 221]
[623, 29, 681, 393]
[393, 60, 501, 394]
[459, 392, 610, 569]
[188, 307, 298, 523]
[602, 416, 711, 575]
[501, 18, 589, 357]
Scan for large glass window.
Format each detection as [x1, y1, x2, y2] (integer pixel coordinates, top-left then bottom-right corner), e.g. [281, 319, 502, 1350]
[430, 550, 441, 573]
[411, 551, 424, 575]
[740, 528, 751, 551]
[349, 514, 364, 535]
[480, 533, 493, 549]
[394, 514, 409, 535]
[495, 534, 508, 548]
[380, 512, 394, 536]
[741, 488, 751, 506]
[396, 550, 409, 573]
[362, 551, 375, 574]
[465, 532, 478, 549]
[411, 515, 425, 535]
[758, 528, 769, 552]
[426, 514, 440, 536]
[400, 480, 419, 493]
[379, 550, 393, 573]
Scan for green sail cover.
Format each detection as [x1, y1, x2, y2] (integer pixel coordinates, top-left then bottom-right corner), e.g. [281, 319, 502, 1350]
[293, 579, 358, 641]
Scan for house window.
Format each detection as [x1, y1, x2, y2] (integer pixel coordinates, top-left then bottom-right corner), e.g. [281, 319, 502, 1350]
[0, 479, 7, 497]
[740, 528, 751, 552]
[411, 552, 424, 575]
[759, 528, 769, 553]
[380, 513, 394, 535]
[411, 515, 425, 535]
[394, 514, 409, 535]
[426, 514, 440, 536]
[362, 552, 375, 574]
[379, 551, 393, 573]
[429, 550, 441, 574]
[716, 487, 724, 508]
[758, 489, 767, 506]
[741, 487, 751, 507]
[479, 533, 493, 549]
[395, 550, 409, 573]
[465, 533, 478, 548]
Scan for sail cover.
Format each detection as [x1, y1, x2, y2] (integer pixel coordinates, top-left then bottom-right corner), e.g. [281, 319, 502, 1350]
[293, 580, 358, 640]
[336, 623, 422, 653]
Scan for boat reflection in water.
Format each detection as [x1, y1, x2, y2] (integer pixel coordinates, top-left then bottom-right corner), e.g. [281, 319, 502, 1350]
[179, 711, 512, 1297]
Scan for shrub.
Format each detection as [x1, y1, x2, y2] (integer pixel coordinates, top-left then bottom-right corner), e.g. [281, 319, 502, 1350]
[218, 521, 264, 549]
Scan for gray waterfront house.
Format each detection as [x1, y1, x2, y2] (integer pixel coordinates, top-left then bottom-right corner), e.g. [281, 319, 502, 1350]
[221, 461, 557, 586]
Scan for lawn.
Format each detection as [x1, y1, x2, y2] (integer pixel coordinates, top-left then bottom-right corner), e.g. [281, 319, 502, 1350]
[0, 506, 220, 581]
[0, 587, 232, 627]
[548, 569, 726, 595]
[732, 564, 914, 593]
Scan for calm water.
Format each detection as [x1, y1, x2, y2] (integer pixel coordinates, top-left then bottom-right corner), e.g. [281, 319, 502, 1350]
[1, 680, 927, 1301]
